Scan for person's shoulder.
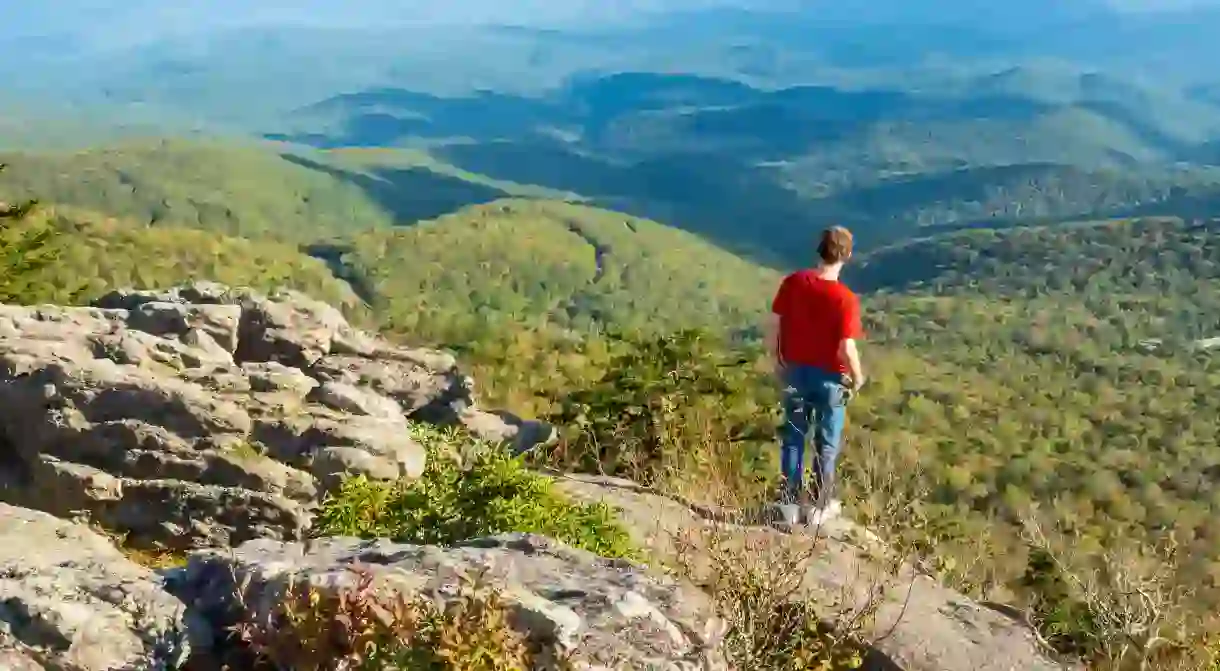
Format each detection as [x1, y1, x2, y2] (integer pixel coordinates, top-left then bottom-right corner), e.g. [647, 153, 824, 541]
[833, 280, 860, 302]
[778, 269, 809, 289]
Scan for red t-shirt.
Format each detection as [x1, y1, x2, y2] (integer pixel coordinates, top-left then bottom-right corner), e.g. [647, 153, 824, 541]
[771, 270, 863, 374]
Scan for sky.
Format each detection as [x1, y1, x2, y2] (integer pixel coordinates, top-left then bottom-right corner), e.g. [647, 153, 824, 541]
[7, 0, 1220, 46]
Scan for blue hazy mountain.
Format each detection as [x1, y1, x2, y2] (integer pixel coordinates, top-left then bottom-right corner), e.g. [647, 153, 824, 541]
[4, 1, 1220, 146]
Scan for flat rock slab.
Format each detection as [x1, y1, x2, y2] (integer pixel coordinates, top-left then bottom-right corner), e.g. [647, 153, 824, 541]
[175, 533, 727, 671]
[555, 474, 1071, 671]
[0, 504, 204, 671]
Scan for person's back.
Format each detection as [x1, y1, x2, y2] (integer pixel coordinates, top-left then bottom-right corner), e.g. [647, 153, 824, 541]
[772, 269, 860, 376]
[766, 226, 865, 526]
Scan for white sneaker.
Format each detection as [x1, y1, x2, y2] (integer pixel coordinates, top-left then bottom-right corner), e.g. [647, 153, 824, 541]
[771, 503, 801, 526]
[805, 499, 843, 527]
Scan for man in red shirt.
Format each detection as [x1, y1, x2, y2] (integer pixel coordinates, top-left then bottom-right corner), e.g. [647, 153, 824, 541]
[766, 226, 866, 526]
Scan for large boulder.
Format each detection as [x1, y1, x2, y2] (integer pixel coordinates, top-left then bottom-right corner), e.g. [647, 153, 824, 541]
[0, 503, 204, 670]
[174, 533, 727, 671]
[0, 283, 554, 550]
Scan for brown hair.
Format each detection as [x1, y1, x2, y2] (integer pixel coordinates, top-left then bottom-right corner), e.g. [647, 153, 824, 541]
[817, 226, 854, 264]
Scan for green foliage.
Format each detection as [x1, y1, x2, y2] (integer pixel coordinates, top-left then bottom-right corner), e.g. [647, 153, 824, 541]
[5, 206, 360, 309]
[543, 330, 775, 500]
[0, 139, 396, 241]
[0, 164, 72, 303]
[1, 202, 61, 304]
[340, 198, 779, 341]
[314, 425, 636, 560]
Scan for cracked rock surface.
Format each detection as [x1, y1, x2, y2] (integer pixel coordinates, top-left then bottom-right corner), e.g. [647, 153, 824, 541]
[0, 282, 554, 550]
[175, 532, 728, 671]
[0, 503, 204, 670]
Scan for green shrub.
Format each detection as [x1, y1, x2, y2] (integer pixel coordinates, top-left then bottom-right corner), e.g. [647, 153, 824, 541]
[541, 330, 777, 505]
[314, 425, 636, 560]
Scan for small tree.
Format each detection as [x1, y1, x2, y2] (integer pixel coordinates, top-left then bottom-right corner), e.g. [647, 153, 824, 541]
[541, 329, 776, 499]
[0, 164, 63, 304]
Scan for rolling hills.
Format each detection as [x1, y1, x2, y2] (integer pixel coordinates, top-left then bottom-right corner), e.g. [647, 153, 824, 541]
[12, 135, 1215, 274]
[3, 204, 361, 310]
[263, 70, 1220, 265]
[314, 198, 779, 343]
[0, 140, 398, 241]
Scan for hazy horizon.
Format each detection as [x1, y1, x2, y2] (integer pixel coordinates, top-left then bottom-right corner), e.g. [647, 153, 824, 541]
[10, 0, 1220, 44]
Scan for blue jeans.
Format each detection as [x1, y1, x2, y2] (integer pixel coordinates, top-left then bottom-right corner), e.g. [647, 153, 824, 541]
[779, 364, 848, 505]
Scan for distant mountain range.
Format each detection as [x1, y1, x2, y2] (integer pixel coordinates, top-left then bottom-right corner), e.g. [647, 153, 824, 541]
[5, 0, 1220, 269]
[250, 68, 1220, 264]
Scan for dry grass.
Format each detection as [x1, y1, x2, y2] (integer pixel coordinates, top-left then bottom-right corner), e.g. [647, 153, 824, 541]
[77, 515, 189, 570]
[636, 415, 932, 671]
[1020, 517, 1220, 671]
[667, 526, 872, 671]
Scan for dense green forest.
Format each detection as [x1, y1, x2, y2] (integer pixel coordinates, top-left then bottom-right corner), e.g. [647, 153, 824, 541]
[330, 198, 779, 342]
[6, 136, 1220, 273]
[0, 204, 360, 308]
[849, 218, 1220, 598]
[0, 140, 397, 241]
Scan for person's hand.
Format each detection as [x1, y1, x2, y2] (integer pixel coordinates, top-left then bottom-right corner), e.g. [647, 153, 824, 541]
[852, 374, 867, 393]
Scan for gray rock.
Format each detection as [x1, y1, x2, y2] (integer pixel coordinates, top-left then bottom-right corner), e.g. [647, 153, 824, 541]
[0, 284, 530, 550]
[556, 474, 1070, 671]
[0, 504, 205, 670]
[175, 533, 728, 671]
[307, 417, 428, 488]
[311, 381, 404, 420]
[123, 302, 242, 354]
[310, 353, 473, 423]
[0, 643, 45, 671]
[241, 361, 318, 396]
[461, 408, 559, 455]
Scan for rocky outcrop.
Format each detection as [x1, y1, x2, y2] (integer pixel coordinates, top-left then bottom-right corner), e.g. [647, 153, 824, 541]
[0, 282, 554, 550]
[0, 503, 203, 670]
[175, 533, 727, 670]
[555, 474, 1068, 671]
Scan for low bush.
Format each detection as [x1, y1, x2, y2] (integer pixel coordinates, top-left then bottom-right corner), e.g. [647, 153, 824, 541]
[669, 526, 870, 671]
[233, 566, 539, 671]
[313, 425, 636, 560]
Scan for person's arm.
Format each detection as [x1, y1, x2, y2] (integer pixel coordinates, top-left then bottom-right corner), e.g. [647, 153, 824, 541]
[841, 338, 865, 390]
[767, 278, 789, 374]
[840, 291, 866, 390]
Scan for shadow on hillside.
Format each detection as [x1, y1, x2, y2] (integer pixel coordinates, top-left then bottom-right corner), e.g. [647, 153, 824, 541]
[279, 154, 507, 225]
[434, 140, 824, 267]
[277, 137, 823, 268]
[270, 88, 571, 147]
[268, 76, 1213, 267]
